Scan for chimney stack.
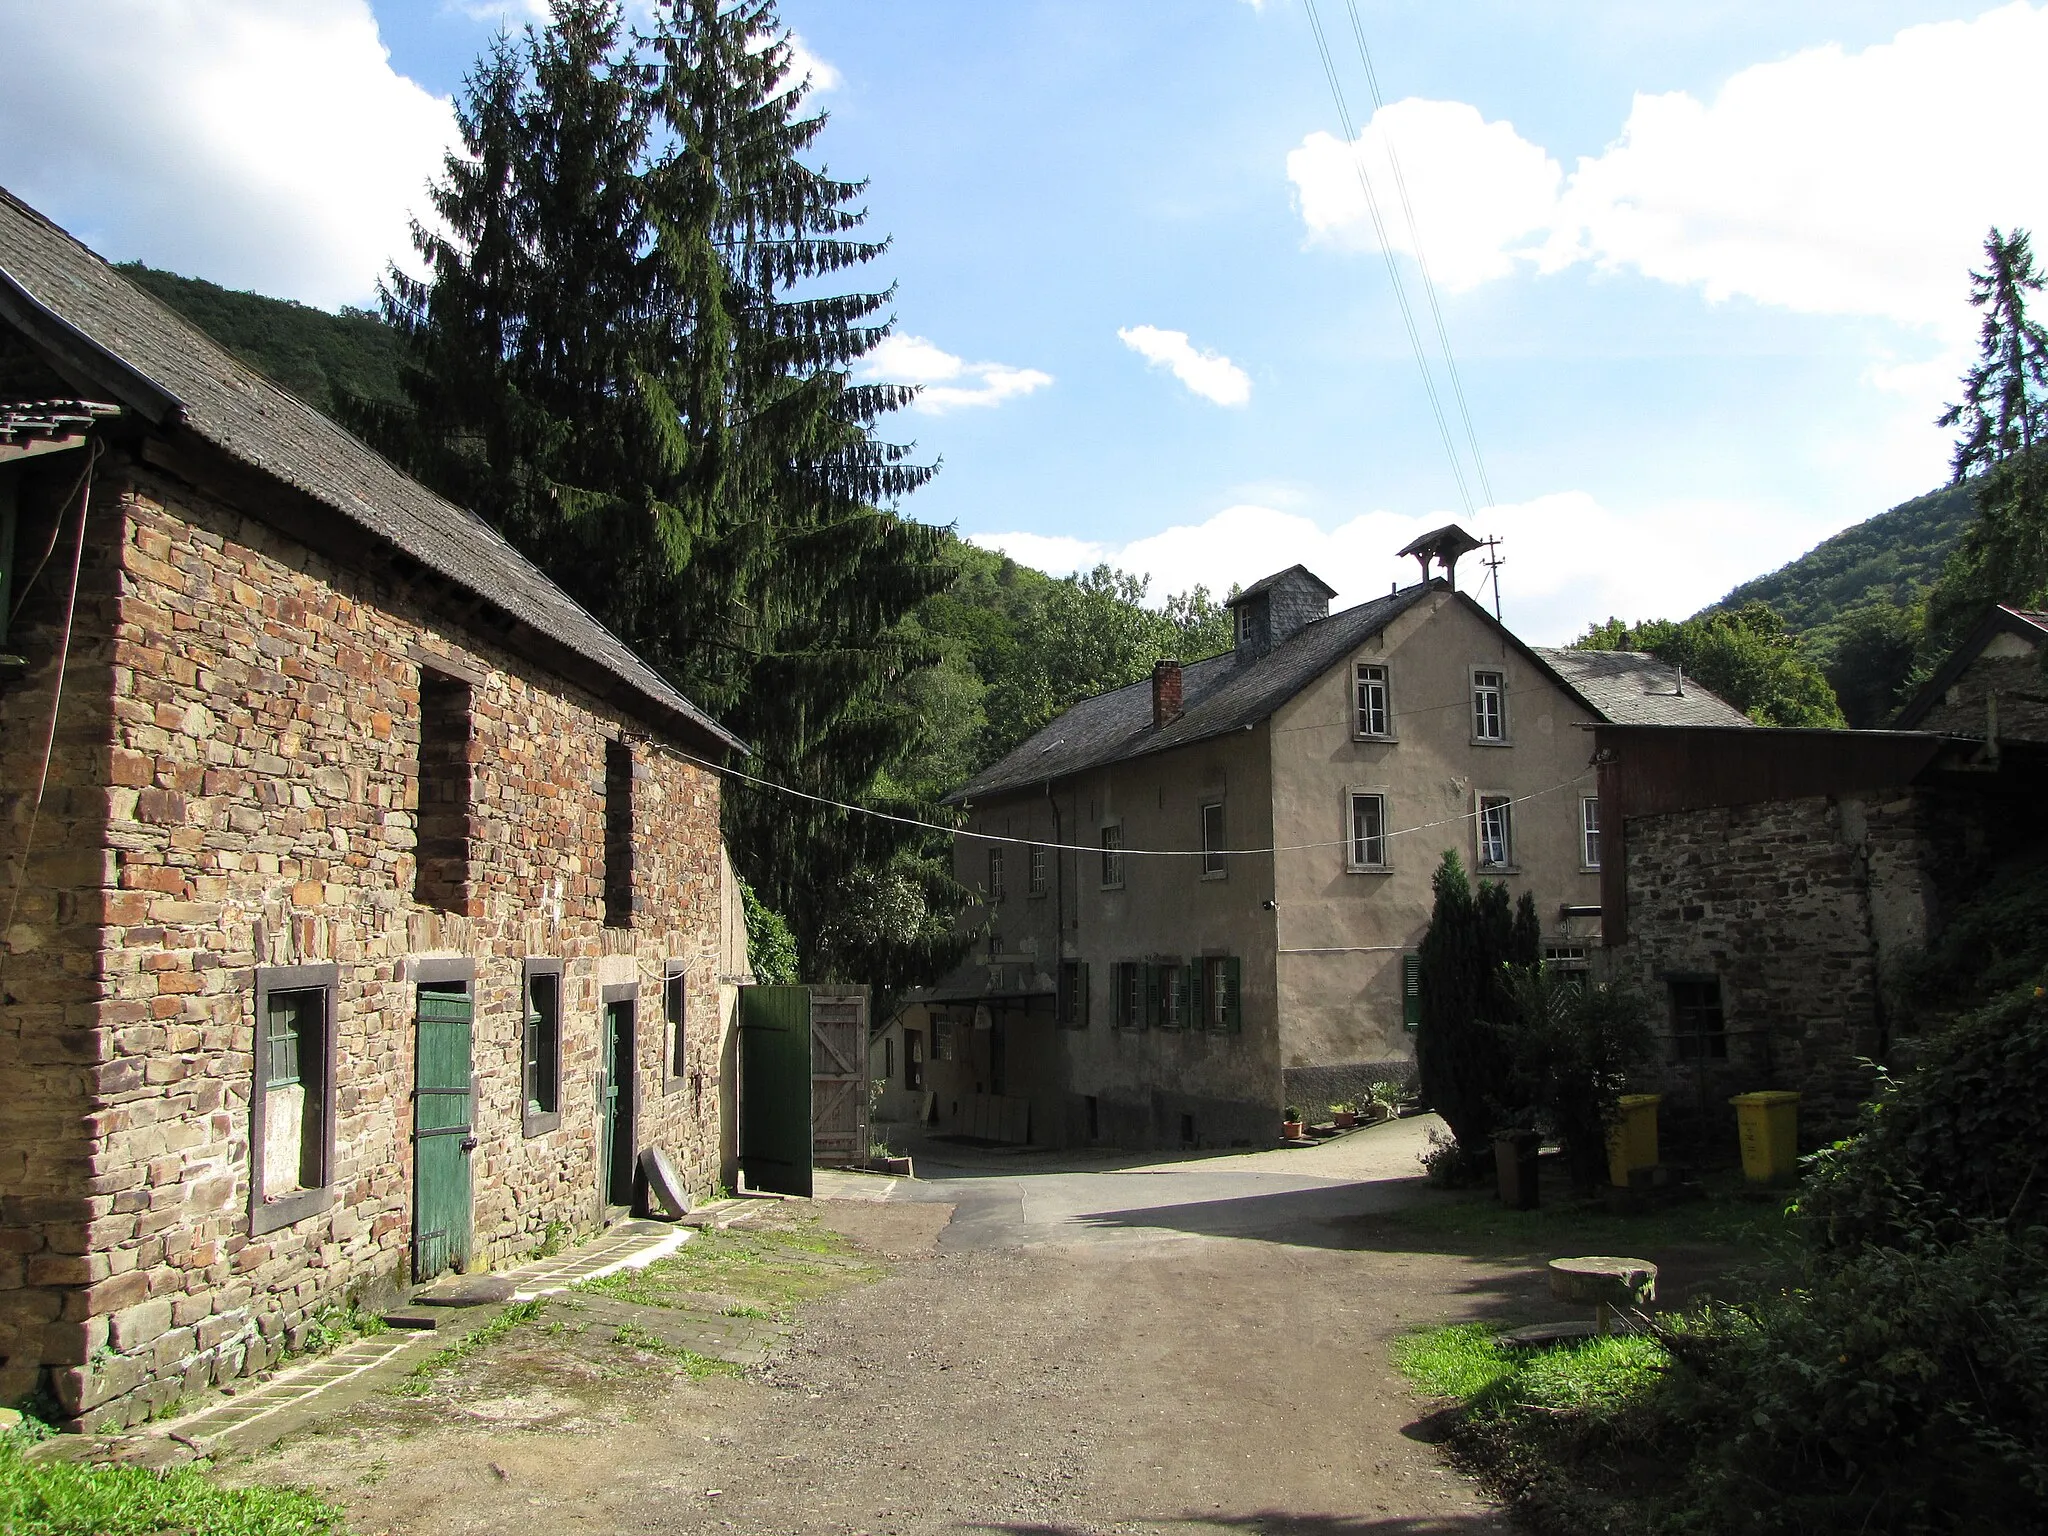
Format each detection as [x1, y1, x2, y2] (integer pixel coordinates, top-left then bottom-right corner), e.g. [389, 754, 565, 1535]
[1152, 659, 1183, 729]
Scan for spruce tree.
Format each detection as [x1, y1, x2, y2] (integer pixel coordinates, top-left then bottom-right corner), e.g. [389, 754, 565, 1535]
[362, 0, 965, 988]
[1926, 228, 2048, 655]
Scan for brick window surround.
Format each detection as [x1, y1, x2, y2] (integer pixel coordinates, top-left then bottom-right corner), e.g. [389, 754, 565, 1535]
[248, 963, 339, 1237]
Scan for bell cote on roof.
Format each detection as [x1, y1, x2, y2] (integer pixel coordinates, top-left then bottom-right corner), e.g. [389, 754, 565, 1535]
[1226, 565, 1338, 663]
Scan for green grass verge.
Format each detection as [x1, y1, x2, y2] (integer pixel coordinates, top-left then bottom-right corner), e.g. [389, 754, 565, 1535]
[578, 1219, 879, 1321]
[0, 1433, 346, 1536]
[1392, 1323, 1671, 1419]
[399, 1300, 546, 1397]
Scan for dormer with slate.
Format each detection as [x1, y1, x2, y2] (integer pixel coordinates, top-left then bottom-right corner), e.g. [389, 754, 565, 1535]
[1227, 565, 1337, 663]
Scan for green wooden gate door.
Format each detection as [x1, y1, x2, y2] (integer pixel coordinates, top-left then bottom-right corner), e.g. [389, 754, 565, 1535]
[599, 998, 637, 1209]
[413, 983, 475, 1281]
[740, 985, 813, 1197]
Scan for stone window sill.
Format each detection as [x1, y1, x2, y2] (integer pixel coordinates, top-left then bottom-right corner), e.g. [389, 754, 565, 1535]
[522, 1107, 562, 1138]
[249, 1185, 334, 1237]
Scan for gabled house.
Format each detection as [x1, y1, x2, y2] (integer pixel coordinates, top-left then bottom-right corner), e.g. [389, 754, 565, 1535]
[879, 544, 1747, 1150]
[0, 187, 749, 1430]
[1893, 604, 2048, 742]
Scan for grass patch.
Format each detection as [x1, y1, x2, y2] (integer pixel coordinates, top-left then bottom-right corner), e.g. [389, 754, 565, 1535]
[0, 1433, 346, 1536]
[1393, 1323, 1672, 1419]
[608, 1324, 745, 1380]
[399, 1300, 546, 1397]
[578, 1217, 880, 1321]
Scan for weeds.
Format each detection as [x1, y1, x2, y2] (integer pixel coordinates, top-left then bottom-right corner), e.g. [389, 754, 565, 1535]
[531, 1221, 569, 1260]
[399, 1301, 545, 1397]
[608, 1324, 743, 1380]
[579, 1218, 877, 1321]
[0, 1433, 346, 1536]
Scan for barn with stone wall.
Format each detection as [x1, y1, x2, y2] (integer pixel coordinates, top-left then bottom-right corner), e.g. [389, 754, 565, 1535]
[0, 188, 748, 1430]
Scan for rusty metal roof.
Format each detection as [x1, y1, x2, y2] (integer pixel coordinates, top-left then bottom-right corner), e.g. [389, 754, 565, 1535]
[0, 186, 742, 756]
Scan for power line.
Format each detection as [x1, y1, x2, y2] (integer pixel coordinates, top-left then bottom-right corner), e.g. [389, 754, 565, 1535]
[646, 734, 1593, 859]
[1299, 0, 1472, 515]
[1341, 0, 1497, 511]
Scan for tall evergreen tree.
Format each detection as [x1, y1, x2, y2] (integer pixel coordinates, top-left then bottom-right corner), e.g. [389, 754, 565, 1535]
[1926, 228, 2048, 656]
[1415, 853, 1531, 1157]
[360, 0, 965, 986]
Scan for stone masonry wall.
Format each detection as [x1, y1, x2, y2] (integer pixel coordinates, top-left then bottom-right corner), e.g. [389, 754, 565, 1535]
[1612, 794, 1890, 1146]
[7, 452, 729, 1430]
[0, 456, 121, 1415]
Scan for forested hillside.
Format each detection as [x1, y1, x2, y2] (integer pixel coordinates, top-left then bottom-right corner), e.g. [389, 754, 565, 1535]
[117, 263, 406, 416]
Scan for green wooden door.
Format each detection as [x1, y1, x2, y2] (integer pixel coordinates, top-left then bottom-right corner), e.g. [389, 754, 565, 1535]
[600, 999, 637, 1208]
[413, 983, 475, 1281]
[740, 985, 813, 1197]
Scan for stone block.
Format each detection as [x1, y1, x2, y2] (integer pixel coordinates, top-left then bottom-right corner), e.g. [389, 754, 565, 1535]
[110, 1297, 174, 1350]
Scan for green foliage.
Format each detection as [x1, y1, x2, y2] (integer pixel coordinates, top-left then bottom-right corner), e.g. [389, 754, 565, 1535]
[1414, 854, 1538, 1156]
[1573, 602, 1846, 727]
[0, 1434, 347, 1536]
[739, 877, 799, 985]
[117, 263, 405, 417]
[1819, 595, 1925, 728]
[401, 1299, 546, 1396]
[1393, 1323, 1672, 1422]
[1500, 968, 1657, 1193]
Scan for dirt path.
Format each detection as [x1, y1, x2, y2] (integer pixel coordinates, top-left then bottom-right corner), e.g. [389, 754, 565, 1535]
[248, 1125, 1539, 1535]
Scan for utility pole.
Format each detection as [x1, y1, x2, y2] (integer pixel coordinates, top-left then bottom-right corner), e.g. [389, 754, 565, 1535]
[1480, 536, 1505, 621]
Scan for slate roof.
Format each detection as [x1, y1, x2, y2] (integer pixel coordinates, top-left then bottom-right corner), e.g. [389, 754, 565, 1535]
[0, 186, 742, 755]
[1531, 647, 1755, 728]
[951, 587, 1754, 803]
[1228, 563, 1336, 606]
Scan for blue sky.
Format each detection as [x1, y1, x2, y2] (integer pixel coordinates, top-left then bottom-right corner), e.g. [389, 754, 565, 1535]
[3, 1, 2041, 640]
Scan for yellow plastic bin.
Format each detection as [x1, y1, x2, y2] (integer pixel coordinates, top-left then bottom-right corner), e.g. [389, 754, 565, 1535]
[1607, 1093, 1662, 1187]
[1730, 1091, 1801, 1185]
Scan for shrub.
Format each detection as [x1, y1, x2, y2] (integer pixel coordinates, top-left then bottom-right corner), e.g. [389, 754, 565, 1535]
[1415, 852, 1538, 1154]
[1500, 967, 1657, 1193]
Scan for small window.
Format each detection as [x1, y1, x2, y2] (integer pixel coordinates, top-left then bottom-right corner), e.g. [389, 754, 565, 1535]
[1581, 797, 1602, 869]
[1058, 960, 1090, 1027]
[1201, 956, 1242, 1033]
[1544, 942, 1590, 972]
[1477, 794, 1512, 869]
[988, 931, 1004, 959]
[1349, 792, 1388, 869]
[603, 736, 635, 928]
[988, 846, 1006, 903]
[1671, 977, 1728, 1060]
[1115, 961, 1144, 1029]
[1100, 824, 1125, 889]
[1201, 802, 1227, 878]
[1029, 846, 1048, 898]
[935, 1018, 957, 1061]
[415, 671, 473, 912]
[523, 960, 563, 1134]
[1354, 663, 1391, 737]
[664, 963, 687, 1078]
[905, 1029, 924, 1090]
[250, 964, 338, 1235]
[1472, 669, 1506, 742]
[1154, 963, 1188, 1030]
[1402, 952, 1422, 1030]
[884, 1036, 894, 1081]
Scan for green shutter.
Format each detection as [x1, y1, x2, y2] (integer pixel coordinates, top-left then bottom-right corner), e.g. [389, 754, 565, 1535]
[1403, 952, 1422, 1029]
[1222, 957, 1242, 1034]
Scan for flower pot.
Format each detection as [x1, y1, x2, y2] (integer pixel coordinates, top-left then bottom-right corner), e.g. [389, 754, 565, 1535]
[1333, 1110, 1357, 1130]
[1281, 1120, 1304, 1140]
[1493, 1130, 1541, 1210]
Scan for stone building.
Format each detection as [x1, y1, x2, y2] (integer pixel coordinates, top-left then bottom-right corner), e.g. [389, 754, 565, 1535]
[1593, 704, 2043, 1148]
[882, 535, 1747, 1151]
[0, 188, 748, 1429]
[1894, 604, 2047, 742]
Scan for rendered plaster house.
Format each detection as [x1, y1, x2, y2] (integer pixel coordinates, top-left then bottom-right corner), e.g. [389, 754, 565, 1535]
[1595, 604, 2048, 1149]
[0, 188, 749, 1430]
[884, 534, 1748, 1150]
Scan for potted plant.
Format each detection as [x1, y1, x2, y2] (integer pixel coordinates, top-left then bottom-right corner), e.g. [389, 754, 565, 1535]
[1332, 1101, 1357, 1130]
[1281, 1106, 1304, 1140]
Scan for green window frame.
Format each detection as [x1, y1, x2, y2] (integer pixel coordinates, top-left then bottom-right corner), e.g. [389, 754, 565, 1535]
[1402, 953, 1422, 1030]
[522, 959, 563, 1135]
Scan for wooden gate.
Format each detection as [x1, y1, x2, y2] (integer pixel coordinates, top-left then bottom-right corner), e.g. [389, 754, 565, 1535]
[412, 982, 475, 1281]
[809, 989, 868, 1168]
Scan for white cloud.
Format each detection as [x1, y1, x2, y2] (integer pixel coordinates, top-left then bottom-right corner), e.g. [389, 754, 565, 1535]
[1117, 325, 1253, 407]
[1287, 3, 2048, 334]
[784, 32, 842, 94]
[970, 490, 1807, 646]
[859, 334, 1053, 413]
[0, 0, 455, 310]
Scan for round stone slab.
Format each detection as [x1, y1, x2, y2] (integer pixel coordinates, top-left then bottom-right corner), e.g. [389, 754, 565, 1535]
[1548, 1256, 1658, 1309]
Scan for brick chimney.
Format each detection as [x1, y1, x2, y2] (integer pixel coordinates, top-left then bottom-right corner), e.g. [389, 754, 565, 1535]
[1152, 659, 1184, 729]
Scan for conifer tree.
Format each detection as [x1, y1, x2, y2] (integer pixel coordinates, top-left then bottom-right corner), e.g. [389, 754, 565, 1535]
[362, 0, 964, 986]
[1926, 228, 2048, 655]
